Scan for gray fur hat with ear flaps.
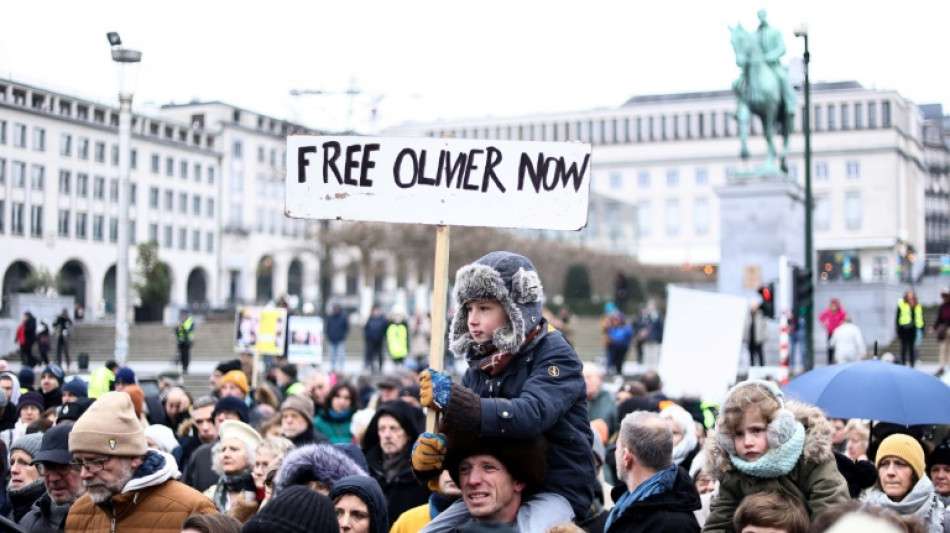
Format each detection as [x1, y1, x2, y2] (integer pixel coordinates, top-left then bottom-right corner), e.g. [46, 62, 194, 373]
[449, 251, 544, 357]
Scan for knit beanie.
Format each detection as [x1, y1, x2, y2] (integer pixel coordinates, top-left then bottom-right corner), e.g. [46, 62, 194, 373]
[57, 398, 96, 424]
[449, 251, 545, 357]
[61, 377, 88, 398]
[280, 394, 314, 423]
[220, 370, 249, 396]
[69, 391, 147, 456]
[124, 385, 145, 418]
[115, 367, 136, 385]
[218, 420, 262, 454]
[11, 433, 43, 459]
[19, 368, 35, 390]
[215, 359, 242, 376]
[241, 485, 338, 533]
[928, 439, 950, 472]
[41, 364, 65, 387]
[213, 396, 250, 424]
[17, 391, 44, 415]
[277, 364, 298, 381]
[875, 433, 926, 479]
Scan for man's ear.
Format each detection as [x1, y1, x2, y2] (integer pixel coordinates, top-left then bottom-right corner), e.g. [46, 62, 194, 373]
[512, 480, 527, 494]
[130, 455, 145, 470]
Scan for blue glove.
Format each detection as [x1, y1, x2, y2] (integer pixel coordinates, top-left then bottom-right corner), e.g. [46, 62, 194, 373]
[419, 369, 453, 410]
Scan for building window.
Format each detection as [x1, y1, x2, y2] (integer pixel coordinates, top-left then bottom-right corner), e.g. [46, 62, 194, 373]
[130, 149, 137, 169]
[814, 195, 831, 231]
[695, 167, 708, 186]
[868, 103, 877, 128]
[93, 176, 105, 199]
[160, 225, 172, 247]
[30, 165, 44, 190]
[93, 215, 104, 241]
[609, 172, 622, 190]
[178, 228, 187, 250]
[257, 146, 265, 163]
[846, 160, 860, 179]
[827, 105, 836, 130]
[109, 178, 119, 202]
[854, 103, 863, 129]
[664, 199, 680, 236]
[94, 141, 105, 163]
[194, 163, 202, 182]
[165, 157, 174, 177]
[232, 140, 243, 158]
[77, 173, 88, 197]
[840, 104, 850, 130]
[206, 232, 214, 253]
[812, 105, 822, 131]
[12, 161, 26, 187]
[58, 170, 71, 194]
[0, 200, 4, 233]
[148, 223, 158, 243]
[192, 230, 201, 251]
[637, 171, 651, 189]
[637, 201, 652, 237]
[75, 212, 87, 239]
[229, 201, 243, 227]
[666, 169, 679, 187]
[109, 217, 118, 243]
[179, 192, 188, 214]
[694, 197, 710, 235]
[844, 192, 862, 230]
[149, 187, 159, 208]
[11, 202, 24, 235]
[0, 120, 6, 144]
[60, 133, 72, 156]
[206, 198, 215, 218]
[129, 220, 137, 245]
[111, 145, 119, 166]
[150, 154, 160, 173]
[882, 101, 891, 127]
[29, 205, 42, 237]
[0, 159, 5, 185]
[207, 167, 215, 184]
[815, 162, 829, 180]
[13, 123, 26, 147]
[180, 160, 188, 180]
[164, 190, 174, 211]
[78, 138, 89, 160]
[193, 196, 201, 215]
[58, 209, 70, 237]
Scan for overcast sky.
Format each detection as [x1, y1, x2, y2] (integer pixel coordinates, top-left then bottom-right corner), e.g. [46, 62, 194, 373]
[2, 1, 947, 133]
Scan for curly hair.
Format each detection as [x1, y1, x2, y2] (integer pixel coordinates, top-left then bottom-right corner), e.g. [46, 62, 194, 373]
[717, 382, 783, 438]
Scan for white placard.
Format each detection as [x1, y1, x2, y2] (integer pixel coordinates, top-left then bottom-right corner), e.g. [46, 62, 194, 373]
[285, 136, 592, 230]
[658, 286, 748, 403]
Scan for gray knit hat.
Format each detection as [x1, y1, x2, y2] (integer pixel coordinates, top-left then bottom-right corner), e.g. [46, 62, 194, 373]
[450, 251, 544, 357]
[11, 433, 43, 459]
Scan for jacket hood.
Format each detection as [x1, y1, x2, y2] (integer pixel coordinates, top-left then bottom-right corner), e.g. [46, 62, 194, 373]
[1, 372, 21, 405]
[360, 401, 424, 454]
[329, 475, 390, 533]
[449, 251, 544, 356]
[703, 400, 835, 481]
[123, 450, 180, 493]
[274, 443, 367, 497]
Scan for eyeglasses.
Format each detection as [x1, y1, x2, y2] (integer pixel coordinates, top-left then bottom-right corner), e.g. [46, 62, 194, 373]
[35, 463, 71, 477]
[68, 457, 110, 473]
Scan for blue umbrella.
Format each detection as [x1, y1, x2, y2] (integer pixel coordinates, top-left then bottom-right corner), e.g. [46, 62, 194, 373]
[782, 359, 950, 425]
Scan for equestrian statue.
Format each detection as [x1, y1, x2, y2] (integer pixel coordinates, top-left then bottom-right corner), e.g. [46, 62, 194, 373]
[729, 10, 797, 174]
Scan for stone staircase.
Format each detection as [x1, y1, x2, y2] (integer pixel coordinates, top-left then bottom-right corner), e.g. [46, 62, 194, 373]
[879, 306, 941, 365]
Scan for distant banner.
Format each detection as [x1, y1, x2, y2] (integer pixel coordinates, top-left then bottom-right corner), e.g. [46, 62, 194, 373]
[234, 306, 288, 356]
[287, 315, 324, 365]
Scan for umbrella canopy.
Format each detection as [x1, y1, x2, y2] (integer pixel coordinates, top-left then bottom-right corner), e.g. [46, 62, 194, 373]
[782, 359, 950, 426]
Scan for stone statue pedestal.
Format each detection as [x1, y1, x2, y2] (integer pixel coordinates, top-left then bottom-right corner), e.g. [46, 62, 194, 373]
[715, 174, 804, 300]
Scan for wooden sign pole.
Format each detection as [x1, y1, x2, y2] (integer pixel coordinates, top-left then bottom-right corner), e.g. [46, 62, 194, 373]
[426, 225, 451, 433]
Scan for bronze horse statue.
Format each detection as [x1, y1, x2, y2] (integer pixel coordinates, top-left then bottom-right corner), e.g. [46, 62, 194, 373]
[729, 24, 795, 173]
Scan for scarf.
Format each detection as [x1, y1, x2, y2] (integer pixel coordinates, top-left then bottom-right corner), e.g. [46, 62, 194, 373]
[730, 420, 805, 479]
[468, 325, 542, 376]
[213, 470, 254, 512]
[863, 477, 946, 533]
[604, 463, 679, 531]
[327, 408, 353, 421]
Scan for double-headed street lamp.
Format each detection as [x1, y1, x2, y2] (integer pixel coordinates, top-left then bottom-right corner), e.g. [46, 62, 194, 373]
[107, 32, 142, 366]
[794, 23, 814, 369]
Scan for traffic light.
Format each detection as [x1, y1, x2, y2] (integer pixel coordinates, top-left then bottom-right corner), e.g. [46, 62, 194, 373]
[792, 267, 813, 313]
[758, 282, 775, 319]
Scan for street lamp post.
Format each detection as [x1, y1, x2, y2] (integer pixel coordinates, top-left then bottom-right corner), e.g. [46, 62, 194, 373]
[108, 32, 142, 366]
[794, 24, 814, 369]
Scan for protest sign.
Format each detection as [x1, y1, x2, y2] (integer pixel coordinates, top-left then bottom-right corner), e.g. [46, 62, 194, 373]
[288, 315, 324, 365]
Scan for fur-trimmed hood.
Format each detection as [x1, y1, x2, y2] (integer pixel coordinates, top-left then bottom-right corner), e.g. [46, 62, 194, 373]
[703, 400, 835, 481]
[449, 251, 545, 357]
[273, 443, 367, 497]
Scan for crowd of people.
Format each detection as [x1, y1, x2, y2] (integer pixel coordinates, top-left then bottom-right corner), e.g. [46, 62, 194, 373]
[1, 251, 948, 533]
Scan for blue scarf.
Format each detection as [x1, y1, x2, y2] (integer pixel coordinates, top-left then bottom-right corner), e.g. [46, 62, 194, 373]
[327, 408, 353, 421]
[604, 463, 679, 531]
[730, 420, 805, 478]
